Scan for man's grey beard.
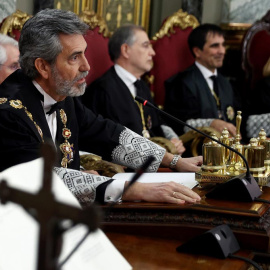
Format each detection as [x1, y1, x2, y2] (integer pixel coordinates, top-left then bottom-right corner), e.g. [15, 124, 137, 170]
[52, 66, 88, 97]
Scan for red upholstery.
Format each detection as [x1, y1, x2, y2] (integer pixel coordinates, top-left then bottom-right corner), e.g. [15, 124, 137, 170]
[147, 9, 199, 107]
[150, 27, 195, 106]
[84, 27, 113, 85]
[242, 10, 270, 89]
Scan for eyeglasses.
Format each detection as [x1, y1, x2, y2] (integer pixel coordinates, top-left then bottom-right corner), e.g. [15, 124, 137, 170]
[0, 62, 20, 71]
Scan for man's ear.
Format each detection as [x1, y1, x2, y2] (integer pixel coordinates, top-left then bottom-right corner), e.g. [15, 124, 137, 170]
[121, 43, 130, 59]
[193, 47, 202, 58]
[34, 58, 51, 79]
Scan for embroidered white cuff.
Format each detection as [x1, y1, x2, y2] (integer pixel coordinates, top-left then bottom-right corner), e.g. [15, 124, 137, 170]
[184, 118, 214, 133]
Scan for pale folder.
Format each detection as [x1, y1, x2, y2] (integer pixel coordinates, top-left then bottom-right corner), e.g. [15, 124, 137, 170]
[113, 172, 198, 189]
[0, 158, 132, 270]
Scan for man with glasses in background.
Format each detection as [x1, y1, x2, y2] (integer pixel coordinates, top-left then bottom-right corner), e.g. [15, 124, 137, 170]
[0, 33, 20, 84]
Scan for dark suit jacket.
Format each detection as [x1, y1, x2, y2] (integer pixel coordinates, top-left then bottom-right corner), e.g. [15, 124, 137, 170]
[81, 66, 165, 137]
[164, 64, 235, 135]
[0, 70, 124, 172]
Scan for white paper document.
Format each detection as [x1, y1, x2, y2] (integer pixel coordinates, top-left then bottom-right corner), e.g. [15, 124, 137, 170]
[113, 172, 198, 189]
[0, 158, 132, 270]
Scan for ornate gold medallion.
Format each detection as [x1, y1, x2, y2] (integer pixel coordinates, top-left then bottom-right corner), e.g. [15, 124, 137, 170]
[59, 109, 74, 168]
[226, 106, 235, 121]
[60, 109, 67, 125]
[60, 141, 74, 168]
[0, 98, 7, 104]
[10, 99, 23, 109]
[62, 127, 71, 139]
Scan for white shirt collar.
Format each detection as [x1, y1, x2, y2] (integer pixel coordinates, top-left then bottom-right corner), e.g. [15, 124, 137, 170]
[195, 61, 217, 79]
[114, 64, 138, 87]
[32, 80, 57, 110]
[114, 64, 139, 98]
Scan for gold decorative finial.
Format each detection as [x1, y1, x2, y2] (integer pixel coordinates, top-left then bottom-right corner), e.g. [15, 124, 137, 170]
[0, 10, 31, 37]
[258, 128, 267, 142]
[250, 137, 258, 147]
[236, 111, 242, 136]
[152, 9, 199, 40]
[79, 9, 111, 38]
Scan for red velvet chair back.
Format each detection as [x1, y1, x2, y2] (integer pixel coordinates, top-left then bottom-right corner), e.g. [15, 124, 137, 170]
[80, 10, 113, 85]
[242, 10, 270, 89]
[147, 9, 199, 107]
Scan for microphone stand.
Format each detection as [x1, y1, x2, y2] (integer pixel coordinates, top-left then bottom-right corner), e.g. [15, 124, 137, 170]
[135, 96, 262, 201]
[0, 142, 101, 270]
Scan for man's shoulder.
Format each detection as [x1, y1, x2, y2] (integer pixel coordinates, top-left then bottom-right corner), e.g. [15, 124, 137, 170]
[88, 67, 116, 89]
[0, 70, 30, 99]
[0, 98, 28, 123]
[167, 64, 197, 81]
[165, 64, 200, 90]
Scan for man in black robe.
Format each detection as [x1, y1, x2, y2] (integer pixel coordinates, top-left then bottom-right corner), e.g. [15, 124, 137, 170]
[0, 9, 201, 205]
[81, 24, 185, 155]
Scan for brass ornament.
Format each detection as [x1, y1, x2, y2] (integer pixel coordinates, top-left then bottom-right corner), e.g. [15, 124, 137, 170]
[152, 9, 199, 40]
[196, 111, 270, 188]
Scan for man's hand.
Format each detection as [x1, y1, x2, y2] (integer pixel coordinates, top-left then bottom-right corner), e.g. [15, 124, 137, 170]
[122, 181, 201, 204]
[176, 156, 202, 172]
[171, 137, 186, 155]
[210, 119, 237, 136]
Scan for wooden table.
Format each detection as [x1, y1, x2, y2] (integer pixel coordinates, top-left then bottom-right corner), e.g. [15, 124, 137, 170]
[101, 186, 270, 253]
[106, 232, 254, 270]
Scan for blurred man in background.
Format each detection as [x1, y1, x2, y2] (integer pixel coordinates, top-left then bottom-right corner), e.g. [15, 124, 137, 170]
[0, 33, 20, 84]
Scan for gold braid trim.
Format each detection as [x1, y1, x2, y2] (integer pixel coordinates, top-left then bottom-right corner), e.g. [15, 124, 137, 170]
[79, 10, 111, 38]
[152, 9, 199, 40]
[9, 99, 44, 142]
[0, 10, 31, 37]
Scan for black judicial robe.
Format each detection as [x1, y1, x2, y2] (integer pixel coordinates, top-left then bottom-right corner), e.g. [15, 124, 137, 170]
[0, 70, 125, 172]
[164, 64, 235, 135]
[81, 66, 165, 137]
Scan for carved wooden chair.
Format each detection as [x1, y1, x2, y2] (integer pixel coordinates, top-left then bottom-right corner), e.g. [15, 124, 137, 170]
[146, 9, 199, 108]
[0, 10, 31, 40]
[242, 10, 270, 91]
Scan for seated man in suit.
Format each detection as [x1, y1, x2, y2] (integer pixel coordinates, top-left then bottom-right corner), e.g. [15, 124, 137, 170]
[164, 24, 237, 136]
[0, 9, 201, 205]
[0, 33, 20, 84]
[81, 24, 185, 155]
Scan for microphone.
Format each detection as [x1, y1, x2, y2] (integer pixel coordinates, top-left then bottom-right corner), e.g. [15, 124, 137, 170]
[135, 96, 262, 201]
